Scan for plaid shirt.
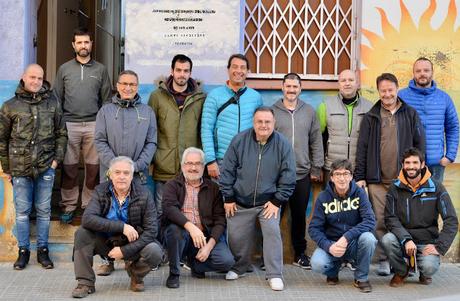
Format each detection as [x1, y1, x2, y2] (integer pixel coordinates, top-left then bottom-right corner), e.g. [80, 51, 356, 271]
[182, 178, 203, 230]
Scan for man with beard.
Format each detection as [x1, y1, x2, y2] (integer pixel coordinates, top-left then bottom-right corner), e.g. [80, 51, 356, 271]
[399, 57, 459, 182]
[162, 147, 234, 288]
[382, 147, 458, 287]
[0, 64, 67, 270]
[148, 54, 206, 217]
[54, 27, 112, 224]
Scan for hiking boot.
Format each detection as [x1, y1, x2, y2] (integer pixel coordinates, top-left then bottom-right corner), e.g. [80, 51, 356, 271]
[13, 247, 30, 270]
[130, 277, 145, 292]
[37, 247, 54, 269]
[377, 260, 391, 276]
[419, 273, 432, 285]
[60, 211, 75, 224]
[389, 271, 408, 287]
[96, 260, 114, 276]
[166, 274, 180, 288]
[293, 254, 311, 269]
[72, 284, 95, 298]
[353, 279, 372, 293]
[326, 276, 339, 285]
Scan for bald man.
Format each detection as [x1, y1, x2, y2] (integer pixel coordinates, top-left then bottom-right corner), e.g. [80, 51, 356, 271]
[0, 64, 67, 270]
[317, 70, 373, 182]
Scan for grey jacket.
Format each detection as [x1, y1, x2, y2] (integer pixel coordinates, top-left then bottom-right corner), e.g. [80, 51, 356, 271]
[272, 99, 324, 180]
[94, 94, 157, 183]
[54, 58, 112, 122]
[220, 128, 296, 208]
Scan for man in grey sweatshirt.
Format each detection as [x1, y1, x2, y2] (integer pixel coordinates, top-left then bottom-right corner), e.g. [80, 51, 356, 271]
[53, 27, 112, 224]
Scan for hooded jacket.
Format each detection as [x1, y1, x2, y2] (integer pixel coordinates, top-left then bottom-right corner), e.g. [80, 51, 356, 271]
[0, 80, 67, 177]
[308, 180, 376, 253]
[94, 93, 157, 183]
[385, 167, 458, 255]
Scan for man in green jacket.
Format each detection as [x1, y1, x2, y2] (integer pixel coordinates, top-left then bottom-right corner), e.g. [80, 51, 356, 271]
[148, 54, 206, 217]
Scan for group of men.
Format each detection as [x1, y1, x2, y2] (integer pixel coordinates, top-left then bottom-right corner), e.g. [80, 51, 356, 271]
[0, 26, 458, 298]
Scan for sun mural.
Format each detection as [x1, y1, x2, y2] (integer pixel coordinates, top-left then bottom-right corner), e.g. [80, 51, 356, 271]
[360, 0, 460, 103]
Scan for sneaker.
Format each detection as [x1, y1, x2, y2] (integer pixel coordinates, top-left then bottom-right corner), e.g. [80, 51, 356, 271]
[37, 247, 54, 269]
[96, 260, 114, 276]
[13, 247, 30, 270]
[268, 278, 284, 291]
[293, 254, 311, 269]
[353, 279, 372, 293]
[60, 211, 75, 224]
[419, 273, 432, 285]
[377, 260, 391, 276]
[225, 270, 246, 280]
[341, 260, 357, 271]
[72, 284, 95, 298]
[326, 276, 339, 285]
[166, 274, 180, 289]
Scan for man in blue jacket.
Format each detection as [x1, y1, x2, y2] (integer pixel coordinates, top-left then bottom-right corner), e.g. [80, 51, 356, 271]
[220, 107, 296, 291]
[201, 54, 262, 180]
[309, 159, 376, 293]
[399, 57, 459, 182]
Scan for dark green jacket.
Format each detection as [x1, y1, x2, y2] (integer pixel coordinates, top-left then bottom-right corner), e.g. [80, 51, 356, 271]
[148, 78, 206, 181]
[0, 81, 67, 178]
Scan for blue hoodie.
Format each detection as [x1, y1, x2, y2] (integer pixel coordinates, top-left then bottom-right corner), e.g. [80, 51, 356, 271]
[308, 180, 376, 253]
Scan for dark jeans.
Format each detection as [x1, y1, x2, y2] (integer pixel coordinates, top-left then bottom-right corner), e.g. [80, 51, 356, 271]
[280, 174, 311, 257]
[73, 227, 163, 286]
[164, 224, 234, 276]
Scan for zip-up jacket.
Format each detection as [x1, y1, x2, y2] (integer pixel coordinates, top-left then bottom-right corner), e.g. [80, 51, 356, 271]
[385, 168, 458, 255]
[0, 80, 67, 177]
[148, 78, 206, 181]
[272, 99, 324, 180]
[82, 181, 158, 260]
[399, 80, 459, 166]
[54, 58, 112, 122]
[354, 98, 425, 184]
[161, 174, 226, 242]
[220, 128, 296, 208]
[309, 180, 376, 253]
[94, 94, 157, 183]
[201, 85, 262, 164]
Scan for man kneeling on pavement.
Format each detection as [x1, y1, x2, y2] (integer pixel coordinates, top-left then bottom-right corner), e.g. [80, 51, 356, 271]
[72, 156, 163, 298]
[382, 147, 458, 287]
[162, 147, 234, 288]
[309, 158, 377, 293]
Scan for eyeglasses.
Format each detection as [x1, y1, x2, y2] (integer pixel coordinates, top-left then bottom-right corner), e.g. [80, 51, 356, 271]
[183, 161, 203, 167]
[332, 171, 352, 178]
[117, 82, 138, 88]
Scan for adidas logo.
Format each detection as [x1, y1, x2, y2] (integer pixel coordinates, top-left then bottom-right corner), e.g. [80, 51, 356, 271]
[323, 197, 360, 214]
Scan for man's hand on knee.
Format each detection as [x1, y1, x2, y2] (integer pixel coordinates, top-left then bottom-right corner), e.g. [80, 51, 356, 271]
[123, 224, 139, 242]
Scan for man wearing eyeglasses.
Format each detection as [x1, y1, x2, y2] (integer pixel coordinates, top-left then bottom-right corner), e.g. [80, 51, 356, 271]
[309, 159, 376, 293]
[162, 147, 234, 289]
[54, 27, 112, 225]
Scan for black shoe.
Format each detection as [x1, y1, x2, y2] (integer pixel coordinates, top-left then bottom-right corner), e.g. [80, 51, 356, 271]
[37, 247, 54, 269]
[293, 254, 311, 269]
[166, 274, 180, 289]
[13, 247, 30, 270]
[326, 276, 339, 285]
[353, 279, 372, 293]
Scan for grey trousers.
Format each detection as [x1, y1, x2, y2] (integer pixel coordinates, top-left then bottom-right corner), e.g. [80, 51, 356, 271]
[227, 205, 283, 279]
[73, 227, 163, 286]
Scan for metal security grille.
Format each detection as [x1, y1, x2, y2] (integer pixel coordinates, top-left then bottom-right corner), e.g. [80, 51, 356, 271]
[244, 0, 357, 80]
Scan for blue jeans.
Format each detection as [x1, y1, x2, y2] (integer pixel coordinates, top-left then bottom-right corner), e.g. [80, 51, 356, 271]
[13, 167, 55, 249]
[381, 232, 441, 277]
[311, 232, 377, 281]
[164, 224, 235, 275]
[428, 164, 445, 183]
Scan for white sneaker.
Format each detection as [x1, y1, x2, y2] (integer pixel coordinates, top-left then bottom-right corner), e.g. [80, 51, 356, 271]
[268, 278, 284, 291]
[225, 271, 246, 280]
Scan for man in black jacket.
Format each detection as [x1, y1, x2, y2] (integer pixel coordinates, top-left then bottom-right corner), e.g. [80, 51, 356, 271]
[162, 147, 234, 289]
[72, 156, 163, 298]
[382, 147, 458, 287]
[355, 73, 425, 275]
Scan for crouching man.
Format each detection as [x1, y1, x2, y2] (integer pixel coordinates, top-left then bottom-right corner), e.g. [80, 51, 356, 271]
[382, 147, 458, 287]
[309, 159, 377, 293]
[72, 156, 163, 298]
[162, 147, 234, 288]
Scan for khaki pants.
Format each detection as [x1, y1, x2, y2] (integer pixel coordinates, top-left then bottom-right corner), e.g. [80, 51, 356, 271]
[368, 183, 391, 261]
[60, 122, 99, 212]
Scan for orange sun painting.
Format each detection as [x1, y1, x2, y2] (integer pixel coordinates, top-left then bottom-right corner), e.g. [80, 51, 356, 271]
[360, 0, 460, 102]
